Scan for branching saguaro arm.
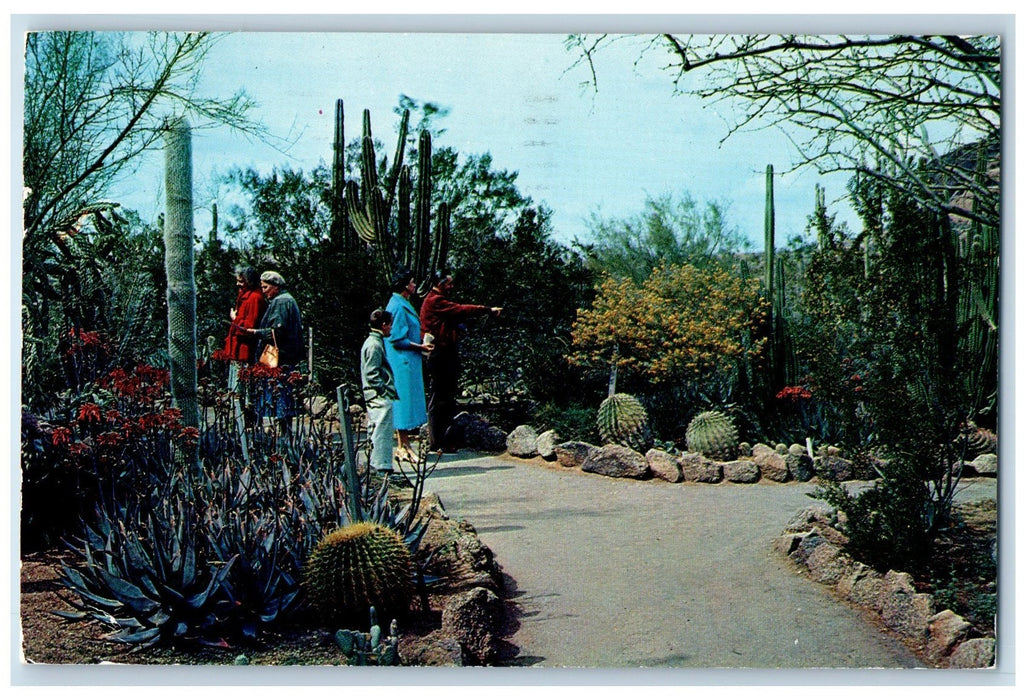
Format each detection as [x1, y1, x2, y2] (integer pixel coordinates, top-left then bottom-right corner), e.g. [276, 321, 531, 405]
[164, 118, 199, 433]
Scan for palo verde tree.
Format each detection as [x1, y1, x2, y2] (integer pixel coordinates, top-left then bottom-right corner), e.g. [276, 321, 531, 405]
[567, 34, 1001, 230]
[569, 263, 768, 441]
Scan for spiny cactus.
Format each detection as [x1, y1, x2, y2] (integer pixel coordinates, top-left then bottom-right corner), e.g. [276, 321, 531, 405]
[304, 523, 414, 625]
[685, 410, 739, 461]
[597, 393, 652, 453]
[334, 607, 401, 666]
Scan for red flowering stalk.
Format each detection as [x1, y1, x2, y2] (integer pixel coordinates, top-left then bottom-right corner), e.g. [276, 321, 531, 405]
[775, 385, 813, 402]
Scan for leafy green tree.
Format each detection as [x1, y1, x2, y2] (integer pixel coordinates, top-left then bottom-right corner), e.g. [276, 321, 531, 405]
[576, 191, 751, 282]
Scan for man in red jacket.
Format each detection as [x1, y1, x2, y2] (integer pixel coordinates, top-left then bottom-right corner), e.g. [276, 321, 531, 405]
[420, 272, 502, 452]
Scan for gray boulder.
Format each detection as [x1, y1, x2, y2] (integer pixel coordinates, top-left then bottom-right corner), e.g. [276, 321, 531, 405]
[754, 449, 790, 482]
[782, 505, 837, 533]
[555, 441, 597, 469]
[786, 452, 815, 481]
[536, 429, 561, 461]
[947, 637, 996, 669]
[441, 587, 504, 666]
[450, 412, 507, 452]
[805, 541, 852, 585]
[722, 459, 760, 483]
[879, 570, 935, 640]
[926, 610, 973, 661]
[582, 444, 650, 479]
[837, 563, 886, 611]
[645, 448, 682, 483]
[971, 453, 998, 476]
[401, 637, 465, 666]
[506, 424, 539, 458]
[815, 455, 854, 482]
[679, 452, 723, 483]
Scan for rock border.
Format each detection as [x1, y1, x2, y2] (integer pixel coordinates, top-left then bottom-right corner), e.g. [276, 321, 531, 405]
[396, 491, 509, 666]
[501, 424, 998, 486]
[773, 504, 996, 669]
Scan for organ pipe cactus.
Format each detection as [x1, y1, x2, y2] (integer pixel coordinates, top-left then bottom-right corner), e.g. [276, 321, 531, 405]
[334, 101, 449, 290]
[597, 393, 652, 453]
[685, 410, 739, 461]
[304, 523, 414, 626]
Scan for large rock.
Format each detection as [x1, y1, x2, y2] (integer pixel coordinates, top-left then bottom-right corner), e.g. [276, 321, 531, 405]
[753, 448, 790, 482]
[804, 541, 852, 585]
[926, 610, 973, 661]
[786, 452, 815, 481]
[554, 441, 597, 469]
[879, 570, 935, 640]
[815, 455, 854, 482]
[645, 448, 682, 483]
[506, 424, 539, 458]
[788, 531, 829, 567]
[450, 412, 507, 452]
[722, 459, 760, 483]
[947, 637, 996, 669]
[679, 452, 723, 483]
[837, 563, 886, 611]
[782, 505, 837, 533]
[971, 453, 998, 477]
[400, 635, 465, 666]
[429, 520, 502, 593]
[441, 587, 504, 665]
[582, 444, 650, 479]
[536, 429, 561, 461]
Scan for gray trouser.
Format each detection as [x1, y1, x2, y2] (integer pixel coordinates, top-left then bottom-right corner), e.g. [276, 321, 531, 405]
[366, 397, 395, 472]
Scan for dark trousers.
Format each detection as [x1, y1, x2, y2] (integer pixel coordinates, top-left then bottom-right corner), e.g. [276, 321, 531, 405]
[426, 346, 460, 450]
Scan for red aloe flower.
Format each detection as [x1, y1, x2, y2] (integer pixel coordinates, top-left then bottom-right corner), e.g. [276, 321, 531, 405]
[77, 403, 102, 423]
[51, 427, 72, 445]
[96, 431, 123, 446]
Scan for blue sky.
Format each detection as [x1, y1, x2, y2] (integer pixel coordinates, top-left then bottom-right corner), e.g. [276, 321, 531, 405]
[114, 30, 862, 250]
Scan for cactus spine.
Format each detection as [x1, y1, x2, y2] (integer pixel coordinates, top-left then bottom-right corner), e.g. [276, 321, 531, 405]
[304, 523, 413, 625]
[597, 393, 652, 452]
[685, 410, 739, 461]
[163, 119, 199, 444]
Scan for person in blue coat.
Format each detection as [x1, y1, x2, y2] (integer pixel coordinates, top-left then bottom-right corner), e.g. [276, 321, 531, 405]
[385, 270, 435, 460]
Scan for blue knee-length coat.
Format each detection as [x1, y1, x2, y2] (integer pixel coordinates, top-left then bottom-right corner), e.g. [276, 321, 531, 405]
[385, 292, 429, 430]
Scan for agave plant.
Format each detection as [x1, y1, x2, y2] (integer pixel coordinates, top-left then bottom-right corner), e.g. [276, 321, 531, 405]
[56, 490, 237, 650]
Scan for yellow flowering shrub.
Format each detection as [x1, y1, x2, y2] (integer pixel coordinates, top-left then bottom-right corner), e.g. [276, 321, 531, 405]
[569, 263, 768, 384]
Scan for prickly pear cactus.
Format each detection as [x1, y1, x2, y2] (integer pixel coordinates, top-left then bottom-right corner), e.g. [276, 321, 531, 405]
[685, 410, 739, 461]
[597, 393, 652, 453]
[305, 523, 413, 625]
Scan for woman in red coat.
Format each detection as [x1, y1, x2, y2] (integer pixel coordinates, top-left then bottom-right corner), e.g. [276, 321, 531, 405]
[223, 266, 267, 392]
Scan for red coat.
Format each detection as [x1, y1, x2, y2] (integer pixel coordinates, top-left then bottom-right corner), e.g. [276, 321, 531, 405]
[420, 287, 490, 350]
[222, 289, 267, 362]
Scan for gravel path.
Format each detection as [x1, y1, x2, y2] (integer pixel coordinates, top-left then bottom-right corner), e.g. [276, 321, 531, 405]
[424, 454, 995, 669]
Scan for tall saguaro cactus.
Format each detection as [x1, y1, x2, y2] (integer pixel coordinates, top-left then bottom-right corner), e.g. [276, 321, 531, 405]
[163, 119, 200, 437]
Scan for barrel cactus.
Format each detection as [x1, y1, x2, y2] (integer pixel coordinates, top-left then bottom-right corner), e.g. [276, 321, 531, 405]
[304, 523, 414, 625]
[597, 393, 652, 452]
[685, 410, 739, 461]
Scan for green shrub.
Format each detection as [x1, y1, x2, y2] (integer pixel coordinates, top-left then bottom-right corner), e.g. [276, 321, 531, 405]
[533, 402, 599, 443]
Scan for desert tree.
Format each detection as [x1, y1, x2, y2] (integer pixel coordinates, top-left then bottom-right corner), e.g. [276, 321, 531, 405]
[567, 34, 1000, 229]
[22, 31, 264, 410]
